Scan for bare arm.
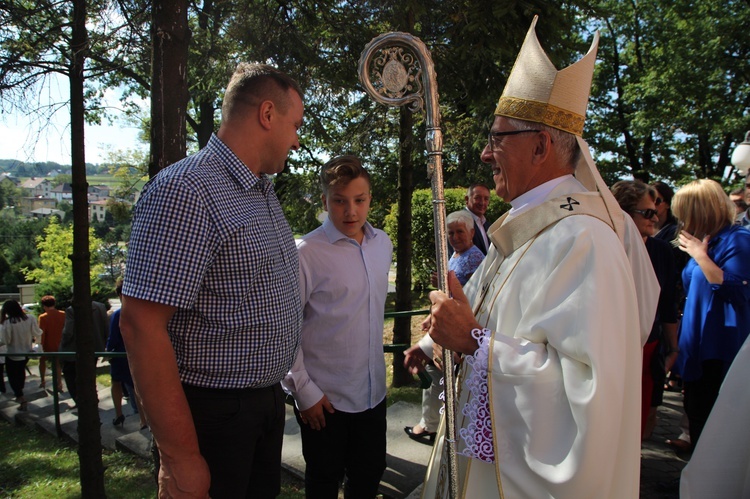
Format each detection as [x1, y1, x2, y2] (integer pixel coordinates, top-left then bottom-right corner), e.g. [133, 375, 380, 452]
[120, 295, 210, 498]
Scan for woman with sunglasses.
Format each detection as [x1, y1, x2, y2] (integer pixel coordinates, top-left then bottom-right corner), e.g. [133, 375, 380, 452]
[612, 180, 680, 440]
[670, 179, 750, 449]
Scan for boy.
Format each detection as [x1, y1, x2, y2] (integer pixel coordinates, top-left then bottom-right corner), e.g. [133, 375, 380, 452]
[282, 155, 393, 498]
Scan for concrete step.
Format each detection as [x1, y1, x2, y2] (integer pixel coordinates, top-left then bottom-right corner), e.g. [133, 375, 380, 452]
[0, 369, 153, 459]
[281, 400, 432, 498]
[1, 370, 430, 498]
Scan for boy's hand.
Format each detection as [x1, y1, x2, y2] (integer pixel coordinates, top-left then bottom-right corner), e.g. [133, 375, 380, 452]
[299, 395, 335, 431]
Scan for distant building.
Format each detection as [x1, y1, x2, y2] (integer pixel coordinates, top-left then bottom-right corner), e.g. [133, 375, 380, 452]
[51, 182, 73, 202]
[89, 199, 109, 222]
[19, 196, 56, 215]
[29, 207, 65, 219]
[88, 184, 111, 200]
[20, 177, 52, 198]
[1, 173, 19, 186]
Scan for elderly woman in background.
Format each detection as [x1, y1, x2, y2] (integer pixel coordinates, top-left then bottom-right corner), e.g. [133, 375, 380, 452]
[0, 299, 42, 411]
[404, 209, 487, 442]
[444, 210, 485, 286]
[612, 180, 679, 440]
[671, 179, 750, 449]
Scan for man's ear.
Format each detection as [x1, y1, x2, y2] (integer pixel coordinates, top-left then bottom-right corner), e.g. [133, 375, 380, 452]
[321, 193, 328, 211]
[258, 100, 275, 130]
[531, 131, 553, 165]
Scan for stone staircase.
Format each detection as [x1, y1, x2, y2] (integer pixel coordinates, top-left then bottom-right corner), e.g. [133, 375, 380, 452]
[0, 368, 432, 498]
[0, 369, 153, 458]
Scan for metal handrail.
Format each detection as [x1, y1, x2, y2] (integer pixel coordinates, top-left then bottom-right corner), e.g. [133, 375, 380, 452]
[0, 351, 125, 438]
[2, 308, 433, 438]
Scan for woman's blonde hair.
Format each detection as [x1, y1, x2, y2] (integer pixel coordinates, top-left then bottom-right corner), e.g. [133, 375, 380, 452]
[671, 179, 735, 239]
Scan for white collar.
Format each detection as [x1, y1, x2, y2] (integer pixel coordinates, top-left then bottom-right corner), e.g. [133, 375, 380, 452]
[508, 175, 573, 217]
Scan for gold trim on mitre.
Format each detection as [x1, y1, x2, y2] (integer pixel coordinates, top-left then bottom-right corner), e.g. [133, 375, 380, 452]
[494, 16, 599, 137]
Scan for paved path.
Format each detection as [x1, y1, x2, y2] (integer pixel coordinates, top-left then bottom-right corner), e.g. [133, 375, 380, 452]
[1, 369, 690, 498]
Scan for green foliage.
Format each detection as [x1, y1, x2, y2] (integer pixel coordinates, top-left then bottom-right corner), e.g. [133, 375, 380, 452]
[586, 0, 750, 183]
[104, 142, 149, 201]
[22, 217, 109, 308]
[276, 168, 323, 236]
[384, 187, 508, 289]
[0, 178, 22, 209]
[0, 217, 46, 293]
[51, 173, 72, 186]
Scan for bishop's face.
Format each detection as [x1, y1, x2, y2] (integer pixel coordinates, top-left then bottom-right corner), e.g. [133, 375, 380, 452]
[480, 116, 541, 202]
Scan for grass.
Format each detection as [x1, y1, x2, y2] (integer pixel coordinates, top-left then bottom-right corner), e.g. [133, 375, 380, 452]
[0, 420, 155, 498]
[0, 419, 306, 498]
[382, 291, 432, 407]
[7, 289, 431, 496]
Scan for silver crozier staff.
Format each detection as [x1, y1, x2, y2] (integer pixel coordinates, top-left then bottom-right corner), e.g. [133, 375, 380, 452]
[358, 32, 458, 499]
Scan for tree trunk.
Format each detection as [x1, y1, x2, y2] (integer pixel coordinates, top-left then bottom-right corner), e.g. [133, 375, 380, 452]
[150, 0, 190, 177]
[391, 107, 415, 388]
[195, 99, 216, 148]
[70, 0, 106, 496]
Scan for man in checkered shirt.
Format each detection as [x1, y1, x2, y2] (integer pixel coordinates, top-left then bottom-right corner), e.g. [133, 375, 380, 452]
[120, 63, 304, 499]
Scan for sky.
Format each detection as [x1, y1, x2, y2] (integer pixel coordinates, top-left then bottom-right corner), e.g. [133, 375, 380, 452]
[0, 75, 147, 166]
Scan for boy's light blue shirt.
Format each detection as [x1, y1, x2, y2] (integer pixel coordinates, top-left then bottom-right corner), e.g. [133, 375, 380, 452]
[282, 217, 393, 412]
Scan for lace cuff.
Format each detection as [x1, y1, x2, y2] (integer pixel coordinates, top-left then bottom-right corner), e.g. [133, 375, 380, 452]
[458, 328, 494, 463]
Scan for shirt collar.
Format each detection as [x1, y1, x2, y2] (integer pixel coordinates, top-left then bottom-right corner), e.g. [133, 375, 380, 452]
[207, 134, 272, 194]
[322, 217, 376, 243]
[464, 207, 485, 225]
[508, 175, 572, 217]
[710, 224, 734, 246]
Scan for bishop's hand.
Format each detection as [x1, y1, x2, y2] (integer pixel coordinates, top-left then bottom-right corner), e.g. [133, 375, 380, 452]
[428, 271, 482, 355]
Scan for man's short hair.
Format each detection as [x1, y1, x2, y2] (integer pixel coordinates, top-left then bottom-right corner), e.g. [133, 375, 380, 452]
[221, 63, 303, 122]
[320, 155, 370, 195]
[446, 210, 475, 231]
[466, 184, 490, 197]
[41, 295, 56, 308]
[506, 118, 580, 168]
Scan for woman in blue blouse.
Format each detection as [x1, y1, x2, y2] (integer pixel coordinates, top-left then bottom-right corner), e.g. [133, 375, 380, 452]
[404, 210, 486, 442]
[672, 179, 750, 448]
[445, 210, 486, 286]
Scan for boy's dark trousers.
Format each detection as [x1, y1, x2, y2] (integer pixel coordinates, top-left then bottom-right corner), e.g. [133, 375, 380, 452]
[295, 398, 387, 499]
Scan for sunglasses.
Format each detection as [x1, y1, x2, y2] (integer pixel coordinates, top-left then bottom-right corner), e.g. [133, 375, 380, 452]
[633, 209, 658, 219]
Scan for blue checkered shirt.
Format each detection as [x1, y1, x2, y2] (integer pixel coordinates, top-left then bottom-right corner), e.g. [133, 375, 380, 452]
[123, 134, 302, 389]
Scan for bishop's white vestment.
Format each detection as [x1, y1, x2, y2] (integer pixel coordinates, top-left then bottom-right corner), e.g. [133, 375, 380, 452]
[422, 177, 647, 499]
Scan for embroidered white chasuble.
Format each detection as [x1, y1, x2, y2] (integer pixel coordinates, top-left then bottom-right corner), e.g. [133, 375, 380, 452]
[422, 177, 645, 499]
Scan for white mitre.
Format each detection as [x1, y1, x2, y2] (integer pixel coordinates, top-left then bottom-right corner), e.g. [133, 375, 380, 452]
[495, 16, 598, 137]
[494, 16, 626, 240]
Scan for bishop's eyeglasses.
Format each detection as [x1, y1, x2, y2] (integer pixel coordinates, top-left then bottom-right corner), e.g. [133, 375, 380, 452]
[487, 130, 542, 151]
